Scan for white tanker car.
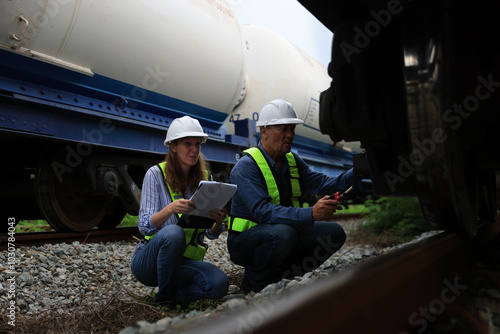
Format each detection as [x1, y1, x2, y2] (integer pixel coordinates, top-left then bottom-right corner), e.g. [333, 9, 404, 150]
[0, 0, 356, 232]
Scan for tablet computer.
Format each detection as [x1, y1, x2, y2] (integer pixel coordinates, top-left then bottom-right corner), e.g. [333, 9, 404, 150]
[177, 214, 216, 229]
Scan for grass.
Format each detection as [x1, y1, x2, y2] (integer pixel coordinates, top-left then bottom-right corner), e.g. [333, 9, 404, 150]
[118, 214, 139, 227]
[14, 220, 54, 233]
[347, 196, 431, 247]
[337, 201, 372, 214]
[15, 214, 139, 233]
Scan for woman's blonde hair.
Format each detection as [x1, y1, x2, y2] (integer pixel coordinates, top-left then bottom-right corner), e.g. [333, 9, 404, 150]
[164, 140, 209, 194]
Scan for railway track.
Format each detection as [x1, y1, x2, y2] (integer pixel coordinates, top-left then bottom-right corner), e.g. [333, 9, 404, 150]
[0, 214, 365, 251]
[3, 213, 499, 333]
[0, 226, 142, 251]
[185, 219, 500, 334]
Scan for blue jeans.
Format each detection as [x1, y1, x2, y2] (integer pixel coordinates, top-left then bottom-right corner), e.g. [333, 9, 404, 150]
[131, 224, 228, 305]
[227, 222, 346, 292]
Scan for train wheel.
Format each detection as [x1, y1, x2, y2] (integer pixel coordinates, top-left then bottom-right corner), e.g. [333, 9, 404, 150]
[477, 171, 498, 224]
[402, 3, 497, 237]
[98, 198, 127, 230]
[35, 146, 113, 232]
[403, 6, 475, 235]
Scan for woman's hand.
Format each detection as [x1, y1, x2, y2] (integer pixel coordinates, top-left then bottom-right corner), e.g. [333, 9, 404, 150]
[209, 208, 226, 233]
[171, 199, 197, 214]
[152, 199, 196, 227]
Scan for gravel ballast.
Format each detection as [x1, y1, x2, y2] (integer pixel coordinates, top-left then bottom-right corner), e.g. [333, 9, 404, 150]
[0, 221, 446, 333]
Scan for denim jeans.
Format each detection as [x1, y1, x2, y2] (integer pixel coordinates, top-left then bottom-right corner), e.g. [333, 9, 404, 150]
[131, 224, 228, 305]
[227, 222, 346, 292]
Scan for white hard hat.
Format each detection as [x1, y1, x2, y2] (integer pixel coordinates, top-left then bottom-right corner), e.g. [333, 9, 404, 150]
[256, 99, 304, 127]
[164, 116, 208, 146]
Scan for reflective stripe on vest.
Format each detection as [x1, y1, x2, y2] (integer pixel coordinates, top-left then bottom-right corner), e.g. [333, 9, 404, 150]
[229, 147, 301, 233]
[145, 162, 207, 261]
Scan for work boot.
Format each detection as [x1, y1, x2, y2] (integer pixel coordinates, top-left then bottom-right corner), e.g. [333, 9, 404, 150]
[240, 274, 257, 294]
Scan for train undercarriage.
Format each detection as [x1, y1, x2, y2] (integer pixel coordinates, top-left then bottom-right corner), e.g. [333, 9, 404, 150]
[300, 0, 500, 236]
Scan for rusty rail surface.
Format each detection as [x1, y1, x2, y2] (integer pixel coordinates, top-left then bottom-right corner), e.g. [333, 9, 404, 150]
[0, 226, 141, 250]
[187, 221, 500, 334]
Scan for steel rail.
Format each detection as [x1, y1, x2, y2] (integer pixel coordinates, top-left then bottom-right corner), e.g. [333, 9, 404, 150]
[0, 214, 361, 251]
[0, 226, 141, 250]
[187, 221, 500, 334]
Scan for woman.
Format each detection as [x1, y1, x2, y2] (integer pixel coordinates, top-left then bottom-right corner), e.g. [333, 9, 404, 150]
[131, 116, 228, 306]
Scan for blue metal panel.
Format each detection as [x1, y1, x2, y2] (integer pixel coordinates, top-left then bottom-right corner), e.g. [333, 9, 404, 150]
[0, 49, 229, 127]
[301, 159, 351, 178]
[0, 102, 54, 136]
[291, 134, 353, 178]
[0, 75, 245, 165]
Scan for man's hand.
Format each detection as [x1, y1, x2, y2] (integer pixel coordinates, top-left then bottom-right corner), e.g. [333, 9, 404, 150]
[312, 195, 342, 221]
[209, 208, 227, 233]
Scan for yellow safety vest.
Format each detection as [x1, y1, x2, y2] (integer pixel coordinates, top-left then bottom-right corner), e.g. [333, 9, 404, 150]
[229, 147, 301, 233]
[145, 162, 207, 261]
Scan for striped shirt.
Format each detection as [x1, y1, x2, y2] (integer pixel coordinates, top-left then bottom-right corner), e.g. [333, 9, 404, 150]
[134, 164, 220, 253]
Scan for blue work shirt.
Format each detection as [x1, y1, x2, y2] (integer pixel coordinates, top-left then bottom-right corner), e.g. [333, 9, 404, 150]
[230, 142, 358, 231]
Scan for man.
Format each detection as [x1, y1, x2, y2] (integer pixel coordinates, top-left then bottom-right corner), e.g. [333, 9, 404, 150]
[228, 99, 360, 293]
